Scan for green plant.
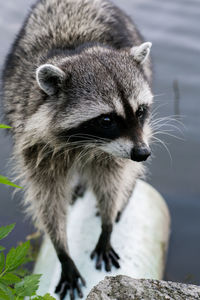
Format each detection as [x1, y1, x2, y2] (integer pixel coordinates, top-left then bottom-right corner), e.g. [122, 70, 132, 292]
[0, 176, 22, 189]
[0, 125, 11, 129]
[0, 124, 22, 189]
[0, 124, 55, 299]
[0, 224, 56, 300]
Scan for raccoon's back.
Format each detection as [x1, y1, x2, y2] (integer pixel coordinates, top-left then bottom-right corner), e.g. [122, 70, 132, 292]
[2, 0, 143, 128]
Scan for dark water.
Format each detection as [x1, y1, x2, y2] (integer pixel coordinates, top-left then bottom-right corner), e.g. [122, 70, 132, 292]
[0, 0, 200, 284]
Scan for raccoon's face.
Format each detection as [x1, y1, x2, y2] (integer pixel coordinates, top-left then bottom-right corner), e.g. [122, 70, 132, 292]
[36, 43, 153, 162]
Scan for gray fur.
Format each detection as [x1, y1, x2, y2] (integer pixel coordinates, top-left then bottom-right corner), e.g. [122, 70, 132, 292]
[130, 42, 152, 64]
[2, 0, 153, 297]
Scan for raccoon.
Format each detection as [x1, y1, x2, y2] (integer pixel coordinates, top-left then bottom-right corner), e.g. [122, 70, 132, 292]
[2, 0, 153, 299]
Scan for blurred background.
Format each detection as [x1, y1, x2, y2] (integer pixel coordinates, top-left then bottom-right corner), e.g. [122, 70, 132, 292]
[0, 0, 200, 285]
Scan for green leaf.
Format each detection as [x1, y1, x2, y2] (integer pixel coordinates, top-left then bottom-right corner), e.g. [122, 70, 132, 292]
[0, 289, 9, 300]
[0, 124, 11, 129]
[42, 293, 56, 300]
[13, 267, 30, 277]
[0, 224, 15, 241]
[0, 273, 21, 285]
[0, 252, 5, 273]
[5, 241, 30, 272]
[0, 176, 22, 189]
[15, 274, 41, 297]
[34, 294, 56, 300]
[0, 283, 14, 300]
[0, 246, 5, 251]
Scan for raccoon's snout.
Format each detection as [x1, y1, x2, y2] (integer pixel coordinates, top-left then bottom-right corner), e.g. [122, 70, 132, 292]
[131, 146, 151, 162]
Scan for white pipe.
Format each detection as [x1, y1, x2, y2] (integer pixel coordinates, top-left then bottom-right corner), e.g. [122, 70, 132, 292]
[34, 180, 170, 299]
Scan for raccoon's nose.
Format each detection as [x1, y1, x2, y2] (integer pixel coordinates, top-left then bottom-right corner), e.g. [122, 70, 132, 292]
[131, 146, 151, 162]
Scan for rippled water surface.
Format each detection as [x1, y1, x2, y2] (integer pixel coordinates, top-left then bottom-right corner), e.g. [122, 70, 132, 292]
[0, 0, 200, 284]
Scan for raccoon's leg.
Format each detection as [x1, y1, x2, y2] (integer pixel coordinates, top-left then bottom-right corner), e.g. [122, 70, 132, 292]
[20, 148, 85, 300]
[89, 158, 137, 272]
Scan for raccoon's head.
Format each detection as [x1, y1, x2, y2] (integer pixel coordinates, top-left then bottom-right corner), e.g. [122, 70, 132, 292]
[36, 42, 153, 162]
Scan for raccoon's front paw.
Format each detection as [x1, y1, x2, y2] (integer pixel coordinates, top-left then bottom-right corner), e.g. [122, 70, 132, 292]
[90, 244, 120, 272]
[55, 257, 85, 300]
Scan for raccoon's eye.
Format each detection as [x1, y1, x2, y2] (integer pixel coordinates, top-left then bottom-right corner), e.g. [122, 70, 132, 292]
[99, 115, 115, 128]
[136, 105, 147, 119]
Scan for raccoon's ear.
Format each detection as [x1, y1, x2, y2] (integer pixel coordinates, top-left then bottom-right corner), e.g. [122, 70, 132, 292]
[130, 42, 152, 64]
[36, 64, 65, 95]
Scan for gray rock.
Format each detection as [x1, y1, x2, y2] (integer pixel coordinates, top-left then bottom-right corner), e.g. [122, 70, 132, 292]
[86, 275, 200, 300]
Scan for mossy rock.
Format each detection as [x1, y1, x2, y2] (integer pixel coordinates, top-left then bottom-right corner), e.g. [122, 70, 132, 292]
[86, 275, 200, 300]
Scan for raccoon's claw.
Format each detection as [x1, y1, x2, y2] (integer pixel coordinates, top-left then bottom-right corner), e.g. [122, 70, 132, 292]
[55, 275, 85, 300]
[56, 280, 84, 300]
[90, 246, 120, 272]
[115, 211, 121, 223]
[55, 257, 86, 300]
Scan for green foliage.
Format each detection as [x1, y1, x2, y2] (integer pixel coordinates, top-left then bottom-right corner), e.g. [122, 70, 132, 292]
[0, 125, 22, 188]
[0, 224, 56, 300]
[6, 241, 31, 273]
[0, 124, 11, 129]
[0, 224, 15, 241]
[0, 126, 55, 299]
[0, 176, 22, 189]
[34, 294, 56, 300]
[14, 274, 41, 297]
[0, 273, 21, 285]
